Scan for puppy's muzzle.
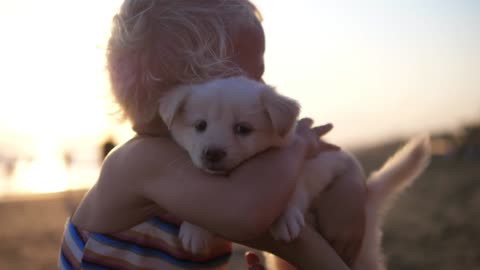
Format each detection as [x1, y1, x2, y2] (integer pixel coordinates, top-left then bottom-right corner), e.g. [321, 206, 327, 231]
[202, 147, 226, 163]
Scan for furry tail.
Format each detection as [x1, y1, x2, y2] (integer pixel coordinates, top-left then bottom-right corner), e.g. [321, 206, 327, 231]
[366, 135, 431, 212]
[353, 135, 431, 270]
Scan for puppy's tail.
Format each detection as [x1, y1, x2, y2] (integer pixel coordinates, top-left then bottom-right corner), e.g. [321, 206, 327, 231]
[366, 134, 431, 213]
[354, 135, 431, 270]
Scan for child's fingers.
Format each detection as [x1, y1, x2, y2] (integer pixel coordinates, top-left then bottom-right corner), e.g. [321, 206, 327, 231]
[245, 251, 265, 270]
[245, 252, 260, 264]
[297, 118, 314, 129]
[333, 239, 350, 266]
[331, 234, 362, 267]
[318, 141, 341, 152]
[312, 123, 333, 137]
[343, 233, 363, 267]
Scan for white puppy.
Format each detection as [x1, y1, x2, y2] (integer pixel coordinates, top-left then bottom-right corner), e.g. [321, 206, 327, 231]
[159, 76, 431, 269]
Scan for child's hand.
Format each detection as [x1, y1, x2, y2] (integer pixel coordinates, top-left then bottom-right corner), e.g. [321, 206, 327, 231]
[245, 252, 265, 270]
[313, 173, 367, 266]
[294, 118, 339, 159]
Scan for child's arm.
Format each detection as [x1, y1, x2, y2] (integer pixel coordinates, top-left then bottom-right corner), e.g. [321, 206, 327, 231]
[241, 153, 367, 268]
[242, 224, 350, 270]
[313, 158, 367, 266]
[107, 120, 334, 241]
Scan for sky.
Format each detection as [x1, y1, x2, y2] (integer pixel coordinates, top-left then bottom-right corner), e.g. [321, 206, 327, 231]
[255, 0, 480, 146]
[0, 0, 479, 156]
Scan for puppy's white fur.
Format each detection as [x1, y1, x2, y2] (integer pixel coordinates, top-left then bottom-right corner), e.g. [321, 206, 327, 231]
[159, 76, 431, 269]
[159, 77, 299, 174]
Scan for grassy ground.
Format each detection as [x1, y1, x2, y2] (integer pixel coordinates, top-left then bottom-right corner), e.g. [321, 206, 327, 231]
[0, 140, 479, 269]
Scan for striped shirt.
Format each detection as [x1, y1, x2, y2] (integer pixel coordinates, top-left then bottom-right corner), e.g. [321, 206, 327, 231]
[59, 216, 232, 270]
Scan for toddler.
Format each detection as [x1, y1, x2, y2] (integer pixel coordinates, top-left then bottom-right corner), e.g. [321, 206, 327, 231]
[59, 1, 366, 269]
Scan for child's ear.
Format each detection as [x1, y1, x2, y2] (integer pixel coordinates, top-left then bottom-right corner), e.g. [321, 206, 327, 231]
[158, 86, 191, 129]
[261, 86, 300, 138]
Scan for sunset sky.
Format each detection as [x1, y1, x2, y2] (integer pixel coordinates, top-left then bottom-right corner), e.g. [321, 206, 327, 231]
[0, 0, 479, 155]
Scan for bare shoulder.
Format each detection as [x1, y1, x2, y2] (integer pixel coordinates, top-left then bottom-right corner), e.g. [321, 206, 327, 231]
[103, 135, 183, 174]
[108, 135, 178, 161]
[72, 135, 182, 231]
[94, 135, 186, 196]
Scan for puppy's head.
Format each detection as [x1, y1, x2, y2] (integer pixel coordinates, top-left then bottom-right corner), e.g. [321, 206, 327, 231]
[159, 76, 300, 173]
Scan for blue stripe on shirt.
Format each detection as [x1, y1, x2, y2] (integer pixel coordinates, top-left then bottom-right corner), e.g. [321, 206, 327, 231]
[90, 233, 231, 268]
[68, 222, 86, 250]
[59, 251, 73, 270]
[149, 216, 181, 235]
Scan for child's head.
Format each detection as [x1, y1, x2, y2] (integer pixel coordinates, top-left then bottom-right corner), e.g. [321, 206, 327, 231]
[107, 0, 265, 131]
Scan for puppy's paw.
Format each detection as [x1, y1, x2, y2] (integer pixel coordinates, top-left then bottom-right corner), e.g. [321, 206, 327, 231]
[269, 206, 305, 242]
[179, 222, 214, 255]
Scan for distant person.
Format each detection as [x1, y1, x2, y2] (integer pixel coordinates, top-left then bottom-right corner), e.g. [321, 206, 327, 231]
[4, 157, 16, 178]
[101, 137, 116, 161]
[63, 151, 73, 168]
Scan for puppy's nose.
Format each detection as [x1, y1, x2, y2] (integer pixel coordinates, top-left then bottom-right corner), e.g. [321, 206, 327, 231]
[203, 148, 226, 163]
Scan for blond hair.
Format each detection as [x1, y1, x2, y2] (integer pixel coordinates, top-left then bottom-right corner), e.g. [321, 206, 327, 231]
[107, 0, 263, 124]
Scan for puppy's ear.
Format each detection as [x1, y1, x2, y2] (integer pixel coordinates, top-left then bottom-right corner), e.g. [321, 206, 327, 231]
[158, 86, 190, 129]
[261, 87, 300, 137]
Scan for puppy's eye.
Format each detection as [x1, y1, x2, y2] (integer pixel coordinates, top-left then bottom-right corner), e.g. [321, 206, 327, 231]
[194, 120, 207, 133]
[233, 122, 253, 136]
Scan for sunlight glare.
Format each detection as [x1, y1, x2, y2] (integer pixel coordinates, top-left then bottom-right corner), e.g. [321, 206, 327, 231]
[11, 155, 69, 194]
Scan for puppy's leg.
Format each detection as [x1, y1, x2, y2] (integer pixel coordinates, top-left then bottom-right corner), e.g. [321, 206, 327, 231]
[269, 186, 309, 242]
[179, 222, 215, 255]
[269, 151, 347, 243]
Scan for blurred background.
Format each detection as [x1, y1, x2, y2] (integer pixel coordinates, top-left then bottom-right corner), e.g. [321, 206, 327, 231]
[0, 0, 479, 269]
